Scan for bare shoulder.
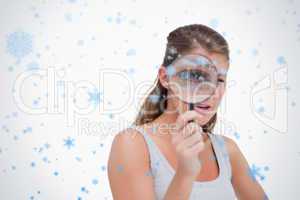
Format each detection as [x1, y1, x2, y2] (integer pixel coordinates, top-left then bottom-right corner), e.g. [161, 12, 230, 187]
[107, 127, 155, 199]
[222, 135, 239, 153]
[219, 134, 248, 173]
[219, 136, 267, 199]
[108, 126, 151, 171]
[219, 135, 240, 158]
[112, 127, 147, 145]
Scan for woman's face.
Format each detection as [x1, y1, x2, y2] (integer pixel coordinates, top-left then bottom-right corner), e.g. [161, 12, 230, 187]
[159, 47, 229, 125]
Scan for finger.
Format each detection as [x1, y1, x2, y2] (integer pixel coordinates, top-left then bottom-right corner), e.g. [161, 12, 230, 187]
[175, 111, 204, 131]
[186, 140, 205, 155]
[177, 131, 203, 150]
[172, 122, 199, 145]
[181, 122, 202, 139]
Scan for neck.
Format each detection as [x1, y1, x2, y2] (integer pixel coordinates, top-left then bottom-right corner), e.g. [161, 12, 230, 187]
[155, 105, 178, 124]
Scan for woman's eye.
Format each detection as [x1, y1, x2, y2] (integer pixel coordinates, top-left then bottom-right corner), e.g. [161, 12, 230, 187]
[177, 70, 207, 82]
[218, 79, 225, 83]
[178, 71, 190, 79]
[191, 72, 205, 81]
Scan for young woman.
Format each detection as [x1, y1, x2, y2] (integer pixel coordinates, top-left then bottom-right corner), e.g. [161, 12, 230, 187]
[108, 24, 268, 200]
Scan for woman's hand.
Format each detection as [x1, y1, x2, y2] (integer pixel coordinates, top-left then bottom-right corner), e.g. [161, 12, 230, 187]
[171, 110, 206, 180]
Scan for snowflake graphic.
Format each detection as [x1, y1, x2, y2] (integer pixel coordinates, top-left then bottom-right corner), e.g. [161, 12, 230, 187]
[63, 136, 75, 149]
[209, 18, 219, 29]
[88, 89, 102, 106]
[149, 94, 160, 103]
[277, 56, 286, 65]
[248, 164, 267, 181]
[166, 65, 176, 77]
[126, 48, 136, 56]
[6, 31, 33, 63]
[27, 62, 39, 71]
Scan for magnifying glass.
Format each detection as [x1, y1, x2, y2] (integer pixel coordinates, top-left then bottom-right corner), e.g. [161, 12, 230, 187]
[166, 54, 218, 124]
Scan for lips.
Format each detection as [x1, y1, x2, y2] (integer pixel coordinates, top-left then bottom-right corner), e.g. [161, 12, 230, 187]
[194, 103, 212, 114]
[196, 104, 210, 109]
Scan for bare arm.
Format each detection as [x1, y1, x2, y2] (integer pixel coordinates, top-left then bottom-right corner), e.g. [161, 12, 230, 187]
[223, 136, 269, 200]
[107, 128, 156, 200]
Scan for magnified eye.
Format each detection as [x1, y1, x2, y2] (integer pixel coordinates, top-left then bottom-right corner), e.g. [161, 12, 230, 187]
[177, 70, 190, 80]
[192, 71, 206, 82]
[177, 70, 206, 82]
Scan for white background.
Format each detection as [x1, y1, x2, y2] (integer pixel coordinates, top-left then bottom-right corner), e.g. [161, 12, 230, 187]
[0, 0, 299, 199]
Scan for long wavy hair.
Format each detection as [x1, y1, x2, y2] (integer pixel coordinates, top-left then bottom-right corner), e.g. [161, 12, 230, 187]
[132, 24, 230, 133]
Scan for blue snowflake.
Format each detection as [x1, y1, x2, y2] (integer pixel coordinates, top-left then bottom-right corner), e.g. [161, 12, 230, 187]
[30, 162, 36, 167]
[209, 18, 219, 29]
[251, 48, 259, 56]
[248, 164, 266, 181]
[42, 156, 50, 163]
[116, 164, 124, 172]
[126, 48, 136, 56]
[80, 186, 89, 193]
[101, 165, 106, 171]
[63, 136, 75, 149]
[88, 89, 102, 106]
[277, 56, 286, 65]
[108, 113, 114, 119]
[195, 56, 209, 65]
[215, 136, 225, 148]
[106, 16, 113, 23]
[149, 94, 160, 103]
[127, 67, 135, 75]
[233, 132, 240, 139]
[6, 31, 33, 63]
[44, 143, 50, 149]
[92, 178, 99, 185]
[27, 62, 39, 71]
[23, 126, 32, 134]
[53, 171, 59, 176]
[166, 65, 176, 77]
[257, 106, 265, 113]
[75, 156, 82, 162]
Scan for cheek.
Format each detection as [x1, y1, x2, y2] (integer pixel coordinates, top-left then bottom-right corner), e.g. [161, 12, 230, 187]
[218, 85, 226, 97]
[214, 84, 225, 101]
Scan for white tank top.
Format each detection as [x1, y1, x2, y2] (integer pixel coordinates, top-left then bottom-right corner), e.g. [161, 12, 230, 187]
[129, 125, 237, 200]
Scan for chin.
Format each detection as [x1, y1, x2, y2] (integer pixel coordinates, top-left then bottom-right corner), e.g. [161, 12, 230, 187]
[194, 112, 216, 127]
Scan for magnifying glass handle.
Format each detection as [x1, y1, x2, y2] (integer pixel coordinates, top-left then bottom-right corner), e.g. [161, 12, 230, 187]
[189, 103, 194, 110]
[187, 103, 194, 123]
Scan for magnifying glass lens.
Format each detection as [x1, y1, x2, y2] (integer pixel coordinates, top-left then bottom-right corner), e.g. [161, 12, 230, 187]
[168, 54, 218, 105]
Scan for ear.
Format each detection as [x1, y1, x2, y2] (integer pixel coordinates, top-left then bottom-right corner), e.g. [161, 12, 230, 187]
[158, 65, 169, 89]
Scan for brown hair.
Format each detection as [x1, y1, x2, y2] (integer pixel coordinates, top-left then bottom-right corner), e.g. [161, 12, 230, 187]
[132, 24, 230, 133]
